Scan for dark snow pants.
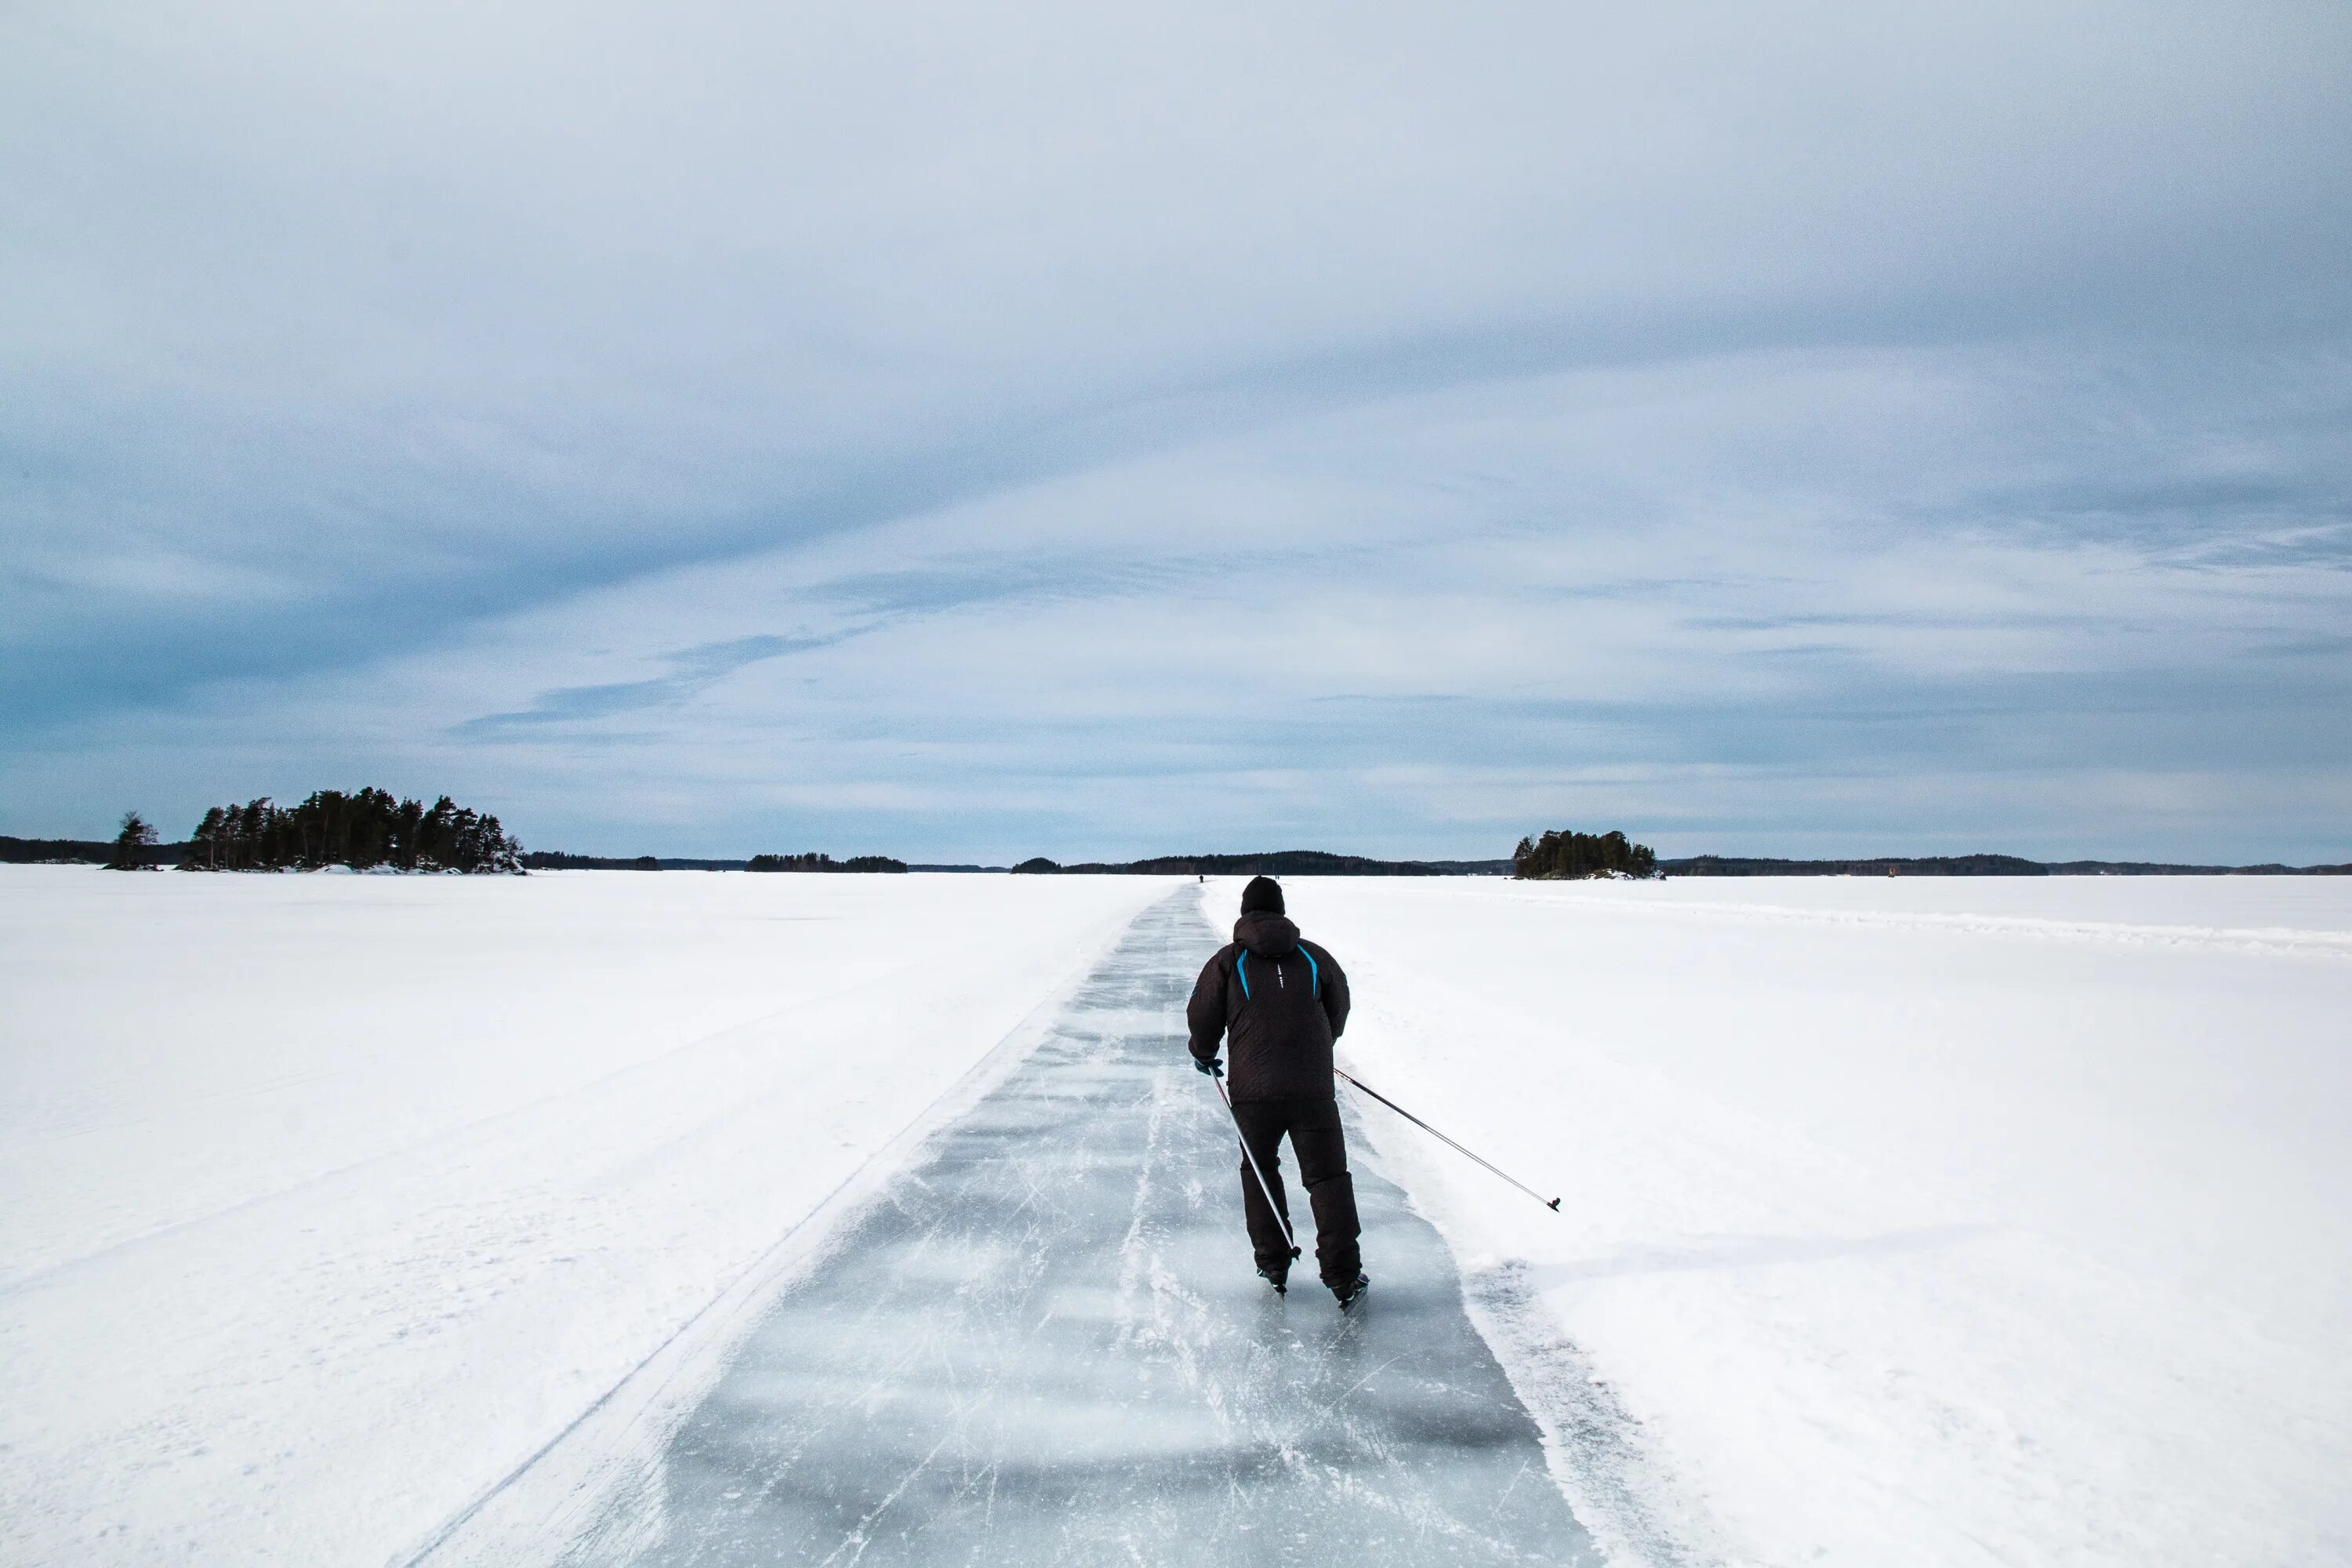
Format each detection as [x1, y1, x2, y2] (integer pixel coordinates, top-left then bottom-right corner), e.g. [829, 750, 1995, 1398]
[1229, 1094, 1362, 1289]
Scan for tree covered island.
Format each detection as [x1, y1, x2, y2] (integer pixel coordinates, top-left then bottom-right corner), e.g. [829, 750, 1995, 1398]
[180, 789, 522, 873]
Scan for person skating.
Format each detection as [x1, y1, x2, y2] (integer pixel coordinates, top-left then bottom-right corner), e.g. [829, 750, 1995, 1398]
[1187, 876, 1368, 1308]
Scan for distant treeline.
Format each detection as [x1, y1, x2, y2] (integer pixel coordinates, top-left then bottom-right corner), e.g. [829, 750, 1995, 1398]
[1514, 829, 1657, 880]
[747, 852, 908, 873]
[514, 851, 911, 872]
[1012, 850, 1512, 877]
[180, 789, 521, 873]
[1661, 855, 2352, 877]
[1, 834, 147, 866]
[14, 822, 2344, 880]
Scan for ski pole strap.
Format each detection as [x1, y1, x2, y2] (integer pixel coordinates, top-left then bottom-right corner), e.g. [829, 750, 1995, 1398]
[1334, 1069, 1563, 1213]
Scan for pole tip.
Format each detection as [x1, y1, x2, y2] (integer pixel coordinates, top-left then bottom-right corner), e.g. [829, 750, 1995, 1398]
[1547, 1197, 1562, 1210]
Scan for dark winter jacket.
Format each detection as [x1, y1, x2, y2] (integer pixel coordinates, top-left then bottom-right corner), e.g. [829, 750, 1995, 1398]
[1188, 911, 1351, 1102]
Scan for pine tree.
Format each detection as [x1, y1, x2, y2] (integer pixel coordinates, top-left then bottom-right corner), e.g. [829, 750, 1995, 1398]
[107, 811, 158, 871]
[1512, 826, 1658, 880]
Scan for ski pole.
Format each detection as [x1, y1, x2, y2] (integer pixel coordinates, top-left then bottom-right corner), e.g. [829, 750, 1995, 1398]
[1334, 1068, 1563, 1213]
[1214, 1076, 1301, 1258]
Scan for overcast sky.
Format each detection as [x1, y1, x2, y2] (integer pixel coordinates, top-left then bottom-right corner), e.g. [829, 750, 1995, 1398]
[5, 0, 2349, 862]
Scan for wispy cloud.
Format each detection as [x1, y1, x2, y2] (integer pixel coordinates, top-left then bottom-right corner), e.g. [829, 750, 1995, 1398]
[455, 634, 844, 735]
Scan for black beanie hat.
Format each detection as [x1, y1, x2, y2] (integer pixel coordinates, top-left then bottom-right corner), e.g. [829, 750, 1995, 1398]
[1240, 875, 1285, 915]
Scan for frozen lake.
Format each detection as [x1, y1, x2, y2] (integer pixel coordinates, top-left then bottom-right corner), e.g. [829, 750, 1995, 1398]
[5, 866, 2347, 1566]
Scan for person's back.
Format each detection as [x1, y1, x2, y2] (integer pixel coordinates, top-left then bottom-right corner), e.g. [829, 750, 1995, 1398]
[1188, 877, 1367, 1308]
[1205, 905, 1345, 1100]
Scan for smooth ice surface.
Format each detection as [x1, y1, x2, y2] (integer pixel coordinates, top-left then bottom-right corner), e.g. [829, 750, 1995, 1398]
[0, 867, 1163, 1566]
[1298, 874, 2352, 1567]
[555, 891, 1593, 1566]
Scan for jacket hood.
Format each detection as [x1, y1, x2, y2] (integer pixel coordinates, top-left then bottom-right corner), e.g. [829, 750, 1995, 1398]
[1234, 910, 1301, 960]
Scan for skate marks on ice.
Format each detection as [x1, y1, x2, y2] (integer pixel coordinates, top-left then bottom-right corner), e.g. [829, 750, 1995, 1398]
[570, 891, 1598, 1566]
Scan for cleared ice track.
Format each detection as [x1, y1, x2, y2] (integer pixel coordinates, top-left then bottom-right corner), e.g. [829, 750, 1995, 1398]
[558, 889, 1595, 1565]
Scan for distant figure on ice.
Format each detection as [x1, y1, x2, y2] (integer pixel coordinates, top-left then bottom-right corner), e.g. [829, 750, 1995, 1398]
[1187, 876, 1368, 1308]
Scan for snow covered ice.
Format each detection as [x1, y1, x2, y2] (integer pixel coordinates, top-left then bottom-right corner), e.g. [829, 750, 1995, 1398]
[0, 868, 1163, 1565]
[4, 865, 2349, 1566]
[1308, 874, 2352, 1566]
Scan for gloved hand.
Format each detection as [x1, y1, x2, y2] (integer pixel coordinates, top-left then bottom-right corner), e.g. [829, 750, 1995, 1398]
[1195, 1057, 1224, 1078]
